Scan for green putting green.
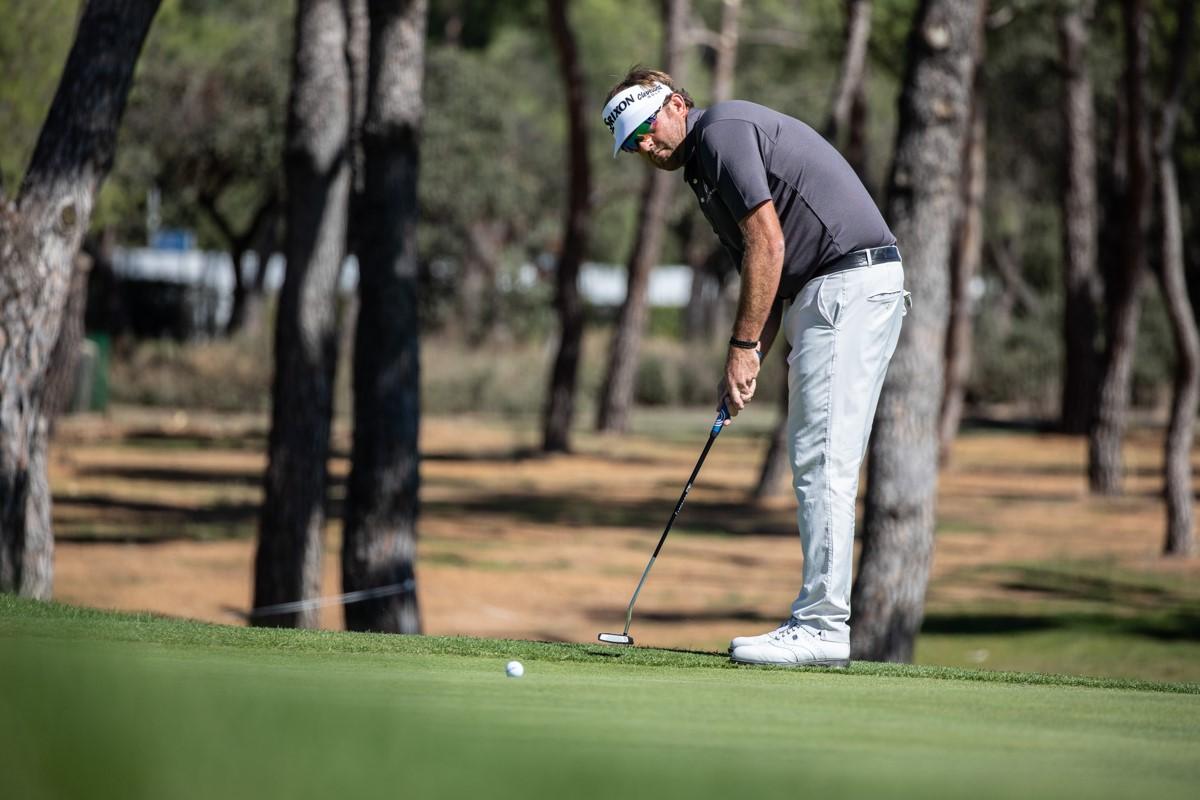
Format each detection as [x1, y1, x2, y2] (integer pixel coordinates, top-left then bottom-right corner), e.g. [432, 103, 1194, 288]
[2, 596, 1197, 800]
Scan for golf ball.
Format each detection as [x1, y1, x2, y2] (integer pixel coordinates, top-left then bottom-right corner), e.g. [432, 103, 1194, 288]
[505, 660, 524, 678]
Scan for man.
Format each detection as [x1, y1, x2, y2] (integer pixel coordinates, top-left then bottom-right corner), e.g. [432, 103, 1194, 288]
[601, 68, 908, 667]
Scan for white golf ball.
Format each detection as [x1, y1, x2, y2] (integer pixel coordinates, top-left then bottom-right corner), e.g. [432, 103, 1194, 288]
[505, 660, 524, 678]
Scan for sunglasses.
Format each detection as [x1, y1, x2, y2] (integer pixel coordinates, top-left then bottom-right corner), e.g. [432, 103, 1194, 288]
[620, 111, 659, 154]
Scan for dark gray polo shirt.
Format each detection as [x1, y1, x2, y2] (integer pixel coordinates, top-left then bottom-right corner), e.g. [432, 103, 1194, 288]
[681, 101, 895, 299]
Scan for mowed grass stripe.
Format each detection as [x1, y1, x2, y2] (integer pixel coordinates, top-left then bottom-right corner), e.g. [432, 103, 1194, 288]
[2, 597, 1197, 694]
[2, 598, 1200, 799]
[2, 632, 1197, 800]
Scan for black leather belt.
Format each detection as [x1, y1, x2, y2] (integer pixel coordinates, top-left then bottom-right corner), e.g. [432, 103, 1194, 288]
[778, 245, 902, 300]
[814, 245, 901, 279]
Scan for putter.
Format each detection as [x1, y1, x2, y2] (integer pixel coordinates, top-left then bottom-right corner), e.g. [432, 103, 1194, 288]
[598, 403, 731, 646]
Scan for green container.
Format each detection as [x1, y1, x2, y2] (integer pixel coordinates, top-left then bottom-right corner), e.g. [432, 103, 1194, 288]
[85, 333, 110, 411]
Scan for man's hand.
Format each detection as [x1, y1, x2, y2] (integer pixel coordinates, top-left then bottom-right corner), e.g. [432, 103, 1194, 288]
[720, 345, 762, 419]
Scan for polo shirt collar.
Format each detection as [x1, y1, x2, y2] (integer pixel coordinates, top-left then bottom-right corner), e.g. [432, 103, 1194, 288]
[681, 107, 706, 165]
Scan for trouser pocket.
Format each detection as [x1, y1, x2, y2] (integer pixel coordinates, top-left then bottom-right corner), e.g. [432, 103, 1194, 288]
[867, 289, 911, 315]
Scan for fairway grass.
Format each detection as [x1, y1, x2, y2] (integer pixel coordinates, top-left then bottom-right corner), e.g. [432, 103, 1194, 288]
[3, 597, 1198, 800]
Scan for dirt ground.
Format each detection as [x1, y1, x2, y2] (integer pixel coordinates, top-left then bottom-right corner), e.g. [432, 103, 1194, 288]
[46, 406, 1200, 653]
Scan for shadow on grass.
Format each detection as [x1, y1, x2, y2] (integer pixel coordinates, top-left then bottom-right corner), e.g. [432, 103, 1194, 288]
[927, 563, 1200, 643]
[922, 610, 1200, 643]
[998, 564, 1180, 607]
[586, 606, 778, 626]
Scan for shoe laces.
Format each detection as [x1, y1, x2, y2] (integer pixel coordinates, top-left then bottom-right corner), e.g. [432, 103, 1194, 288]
[767, 618, 805, 640]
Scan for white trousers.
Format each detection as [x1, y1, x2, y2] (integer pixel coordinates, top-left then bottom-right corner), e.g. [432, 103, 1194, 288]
[782, 260, 907, 641]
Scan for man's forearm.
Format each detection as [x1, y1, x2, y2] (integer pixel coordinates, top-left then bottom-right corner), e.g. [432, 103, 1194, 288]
[732, 213, 784, 346]
[722, 200, 784, 414]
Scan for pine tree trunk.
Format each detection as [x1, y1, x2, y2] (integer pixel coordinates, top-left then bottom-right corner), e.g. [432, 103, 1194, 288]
[596, 0, 686, 434]
[254, 0, 352, 628]
[342, 0, 426, 634]
[845, 83, 871, 189]
[1058, 1, 1101, 435]
[1157, 160, 1198, 557]
[825, 0, 872, 148]
[42, 252, 93, 429]
[1154, 0, 1197, 557]
[0, 0, 160, 599]
[751, 346, 791, 502]
[542, 0, 592, 453]
[851, 0, 984, 663]
[1088, 0, 1150, 495]
[939, 22, 987, 463]
[681, 213, 720, 341]
[210, 192, 278, 336]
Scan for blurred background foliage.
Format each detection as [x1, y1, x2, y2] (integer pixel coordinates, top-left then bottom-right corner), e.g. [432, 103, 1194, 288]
[1, 0, 1196, 420]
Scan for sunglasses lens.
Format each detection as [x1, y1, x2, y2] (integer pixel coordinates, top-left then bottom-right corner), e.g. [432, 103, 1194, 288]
[620, 114, 657, 153]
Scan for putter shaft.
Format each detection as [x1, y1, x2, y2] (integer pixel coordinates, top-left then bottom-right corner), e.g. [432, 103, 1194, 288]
[617, 405, 728, 637]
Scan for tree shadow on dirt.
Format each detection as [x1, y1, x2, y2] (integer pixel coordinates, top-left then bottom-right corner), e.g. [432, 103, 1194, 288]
[76, 465, 277, 486]
[122, 429, 267, 451]
[958, 463, 1195, 480]
[424, 447, 667, 466]
[423, 493, 795, 536]
[52, 493, 329, 543]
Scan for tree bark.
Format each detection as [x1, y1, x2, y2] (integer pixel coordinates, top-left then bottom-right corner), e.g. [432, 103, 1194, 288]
[542, 0, 592, 453]
[0, 0, 160, 599]
[1057, 1, 1102, 435]
[595, 0, 687, 434]
[1088, 0, 1150, 495]
[42, 251, 93, 429]
[939, 10, 987, 463]
[681, 215, 731, 341]
[254, 0, 353, 628]
[851, 0, 984, 663]
[711, 0, 741, 104]
[1153, 0, 1197, 557]
[342, 0, 426, 634]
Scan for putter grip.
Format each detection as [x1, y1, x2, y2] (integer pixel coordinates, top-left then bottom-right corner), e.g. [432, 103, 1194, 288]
[713, 349, 759, 434]
[711, 403, 730, 435]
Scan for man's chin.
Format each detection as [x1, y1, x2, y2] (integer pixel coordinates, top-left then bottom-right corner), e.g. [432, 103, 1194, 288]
[649, 151, 683, 171]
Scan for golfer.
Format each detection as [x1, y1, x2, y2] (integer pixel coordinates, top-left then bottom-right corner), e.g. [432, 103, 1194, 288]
[602, 68, 908, 667]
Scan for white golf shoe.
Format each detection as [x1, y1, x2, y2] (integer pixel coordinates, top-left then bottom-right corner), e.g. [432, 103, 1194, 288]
[729, 623, 850, 668]
[728, 619, 802, 650]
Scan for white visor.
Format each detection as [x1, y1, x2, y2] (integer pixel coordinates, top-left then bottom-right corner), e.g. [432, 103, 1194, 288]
[601, 81, 671, 157]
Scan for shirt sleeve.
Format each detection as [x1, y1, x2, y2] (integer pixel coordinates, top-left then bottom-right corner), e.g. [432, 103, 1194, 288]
[697, 120, 772, 224]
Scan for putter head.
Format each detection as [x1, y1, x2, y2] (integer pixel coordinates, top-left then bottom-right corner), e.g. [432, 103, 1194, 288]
[597, 632, 634, 646]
